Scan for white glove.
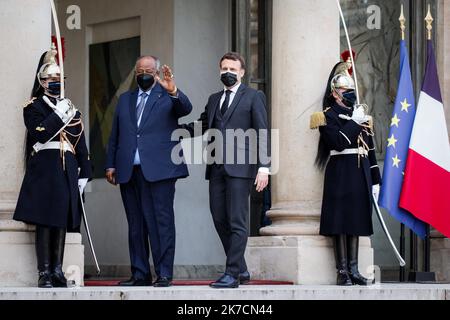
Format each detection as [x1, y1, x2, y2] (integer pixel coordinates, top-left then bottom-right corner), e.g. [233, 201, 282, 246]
[43, 96, 76, 123]
[78, 178, 89, 194]
[350, 105, 370, 125]
[372, 184, 380, 203]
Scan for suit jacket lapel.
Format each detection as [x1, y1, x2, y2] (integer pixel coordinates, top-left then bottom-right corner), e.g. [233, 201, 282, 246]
[223, 84, 245, 124]
[138, 84, 163, 131]
[208, 91, 223, 128]
[129, 89, 139, 131]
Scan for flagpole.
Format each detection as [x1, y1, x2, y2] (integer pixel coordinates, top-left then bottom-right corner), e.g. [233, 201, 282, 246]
[423, 4, 433, 276]
[400, 224, 406, 282]
[408, 2, 418, 282]
[424, 226, 431, 272]
[399, 6, 406, 283]
[409, 229, 418, 278]
[407, 4, 436, 282]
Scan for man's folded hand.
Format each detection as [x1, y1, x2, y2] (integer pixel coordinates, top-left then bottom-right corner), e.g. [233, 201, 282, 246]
[106, 168, 117, 185]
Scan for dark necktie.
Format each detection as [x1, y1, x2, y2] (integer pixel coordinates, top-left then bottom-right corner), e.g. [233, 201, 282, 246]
[221, 90, 232, 116]
[136, 92, 148, 124]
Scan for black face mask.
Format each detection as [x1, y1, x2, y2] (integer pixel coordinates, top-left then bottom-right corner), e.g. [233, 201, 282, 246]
[342, 90, 356, 108]
[46, 81, 61, 96]
[137, 74, 155, 91]
[221, 72, 238, 87]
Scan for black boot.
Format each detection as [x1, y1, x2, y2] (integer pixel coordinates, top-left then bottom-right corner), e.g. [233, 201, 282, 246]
[333, 235, 352, 286]
[50, 228, 68, 288]
[35, 226, 52, 288]
[347, 236, 372, 286]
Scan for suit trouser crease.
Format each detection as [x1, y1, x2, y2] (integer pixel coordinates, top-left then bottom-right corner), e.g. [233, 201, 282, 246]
[209, 165, 251, 277]
[120, 166, 176, 280]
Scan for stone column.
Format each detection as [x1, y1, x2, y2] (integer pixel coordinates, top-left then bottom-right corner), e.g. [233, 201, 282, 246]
[245, 0, 373, 285]
[0, 0, 83, 287]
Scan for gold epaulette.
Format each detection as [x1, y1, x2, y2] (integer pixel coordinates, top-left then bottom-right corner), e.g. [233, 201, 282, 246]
[22, 97, 36, 108]
[367, 115, 374, 130]
[310, 107, 330, 129]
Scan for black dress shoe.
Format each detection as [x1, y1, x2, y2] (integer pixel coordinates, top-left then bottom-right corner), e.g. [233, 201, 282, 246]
[239, 271, 251, 285]
[51, 265, 68, 288]
[119, 277, 152, 286]
[347, 236, 373, 286]
[51, 271, 68, 288]
[348, 271, 373, 286]
[210, 274, 239, 289]
[50, 228, 68, 288]
[153, 277, 172, 287]
[336, 269, 353, 286]
[38, 271, 53, 288]
[348, 263, 374, 286]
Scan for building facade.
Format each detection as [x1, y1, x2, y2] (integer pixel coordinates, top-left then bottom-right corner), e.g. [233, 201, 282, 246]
[0, 0, 449, 286]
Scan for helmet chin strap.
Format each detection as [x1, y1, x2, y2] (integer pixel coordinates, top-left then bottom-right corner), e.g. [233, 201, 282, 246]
[37, 74, 45, 90]
[332, 88, 350, 104]
[44, 91, 60, 99]
[334, 89, 344, 101]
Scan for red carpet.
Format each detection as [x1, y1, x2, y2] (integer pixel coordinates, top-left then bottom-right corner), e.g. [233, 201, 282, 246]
[84, 279, 293, 287]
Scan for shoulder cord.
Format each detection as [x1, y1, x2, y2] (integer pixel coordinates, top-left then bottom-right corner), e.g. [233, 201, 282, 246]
[59, 116, 84, 170]
[357, 124, 375, 168]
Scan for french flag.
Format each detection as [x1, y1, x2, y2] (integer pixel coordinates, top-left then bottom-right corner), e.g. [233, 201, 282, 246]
[399, 41, 450, 238]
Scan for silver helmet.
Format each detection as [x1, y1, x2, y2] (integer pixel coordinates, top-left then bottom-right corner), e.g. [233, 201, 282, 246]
[330, 73, 355, 93]
[37, 44, 61, 85]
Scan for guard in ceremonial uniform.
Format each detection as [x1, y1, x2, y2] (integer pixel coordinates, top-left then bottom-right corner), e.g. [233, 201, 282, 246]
[14, 45, 92, 288]
[311, 52, 381, 286]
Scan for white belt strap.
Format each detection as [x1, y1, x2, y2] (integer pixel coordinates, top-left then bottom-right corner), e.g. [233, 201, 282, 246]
[330, 148, 368, 157]
[33, 141, 73, 154]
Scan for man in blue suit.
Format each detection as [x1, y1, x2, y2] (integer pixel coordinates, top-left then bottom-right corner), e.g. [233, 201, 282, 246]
[105, 56, 192, 287]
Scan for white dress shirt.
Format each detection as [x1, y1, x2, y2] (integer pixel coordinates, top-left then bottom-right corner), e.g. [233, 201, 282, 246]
[219, 82, 241, 110]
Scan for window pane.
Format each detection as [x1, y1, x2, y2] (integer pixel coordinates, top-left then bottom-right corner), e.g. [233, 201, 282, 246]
[249, 0, 259, 90]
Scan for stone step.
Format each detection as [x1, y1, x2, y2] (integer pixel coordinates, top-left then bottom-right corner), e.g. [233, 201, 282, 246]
[0, 284, 449, 300]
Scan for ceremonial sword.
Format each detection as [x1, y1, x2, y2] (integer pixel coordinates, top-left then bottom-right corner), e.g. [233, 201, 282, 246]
[336, 0, 406, 266]
[50, 0, 65, 98]
[373, 195, 406, 266]
[79, 188, 101, 275]
[50, 0, 101, 274]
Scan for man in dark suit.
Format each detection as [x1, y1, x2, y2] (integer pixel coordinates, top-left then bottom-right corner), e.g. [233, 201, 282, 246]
[105, 56, 192, 287]
[184, 52, 270, 288]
